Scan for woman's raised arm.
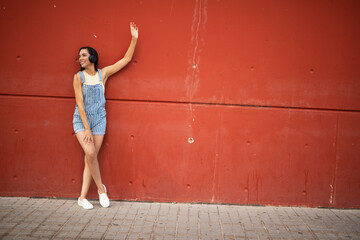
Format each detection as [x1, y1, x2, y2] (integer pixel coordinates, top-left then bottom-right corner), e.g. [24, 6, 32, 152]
[102, 22, 139, 84]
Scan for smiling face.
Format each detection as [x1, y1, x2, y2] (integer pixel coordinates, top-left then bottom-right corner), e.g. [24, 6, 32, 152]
[78, 48, 92, 69]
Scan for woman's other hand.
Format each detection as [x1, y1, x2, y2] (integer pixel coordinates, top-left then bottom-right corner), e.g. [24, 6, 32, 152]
[83, 128, 93, 145]
[130, 22, 138, 39]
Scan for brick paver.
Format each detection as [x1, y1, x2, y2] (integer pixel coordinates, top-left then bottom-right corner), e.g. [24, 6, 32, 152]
[0, 197, 359, 239]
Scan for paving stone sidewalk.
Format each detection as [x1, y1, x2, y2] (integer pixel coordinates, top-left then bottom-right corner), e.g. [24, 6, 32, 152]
[0, 197, 359, 240]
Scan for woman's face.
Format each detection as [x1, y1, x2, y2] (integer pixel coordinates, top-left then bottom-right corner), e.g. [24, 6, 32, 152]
[79, 49, 91, 68]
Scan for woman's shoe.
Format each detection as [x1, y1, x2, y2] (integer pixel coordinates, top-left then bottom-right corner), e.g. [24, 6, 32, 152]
[78, 197, 94, 210]
[98, 184, 110, 208]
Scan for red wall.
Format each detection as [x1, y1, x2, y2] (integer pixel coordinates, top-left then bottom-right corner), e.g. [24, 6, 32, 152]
[0, 0, 359, 208]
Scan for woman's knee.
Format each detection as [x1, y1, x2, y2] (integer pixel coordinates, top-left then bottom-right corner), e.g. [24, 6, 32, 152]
[84, 148, 97, 162]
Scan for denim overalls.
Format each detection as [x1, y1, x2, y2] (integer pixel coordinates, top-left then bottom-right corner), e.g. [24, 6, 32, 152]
[73, 69, 106, 135]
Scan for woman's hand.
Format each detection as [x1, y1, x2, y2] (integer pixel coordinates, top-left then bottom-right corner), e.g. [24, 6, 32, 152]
[130, 22, 138, 39]
[83, 128, 93, 145]
[102, 23, 138, 82]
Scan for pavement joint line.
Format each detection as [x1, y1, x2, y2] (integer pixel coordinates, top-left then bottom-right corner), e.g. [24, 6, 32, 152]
[74, 201, 99, 239]
[1, 197, 359, 239]
[197, 207, 201, 239]
[245, 207, 253, 225]
[274, 207, 293, 237]
[310, 207, 332, 237]
[175, 203, 181, 240]
[321, 208, 342, 238]
[226, 208, 236, 240]
[119, 201, 133, 237]
[0, 197, 33, 222]
[344, 210, 360, 225]
[236, 207, 247, 238]
[163, 204, 174, 238]
[329, 208, 344, 221]
[216, 205, 225, 240]
[292, 206, 319, 240]
[100, 204, 122, 240]
[29, 199, 66, 236]
[149, 202, 161, 239]
[1, 197, 49, 238]
[125, 203, 140, 240]
[174, 204, 180, 240]
[260, 219, 270, 239]
[50, 199, 82, 240]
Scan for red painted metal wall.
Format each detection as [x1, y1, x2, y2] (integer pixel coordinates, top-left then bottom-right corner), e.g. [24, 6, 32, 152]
[0, 0, 359, 208]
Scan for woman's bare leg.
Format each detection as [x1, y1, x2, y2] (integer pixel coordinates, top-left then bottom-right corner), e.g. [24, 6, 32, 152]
[79, 156, 91, 200]
[80, 135, 106, 199]
[76, 132, 106, 200]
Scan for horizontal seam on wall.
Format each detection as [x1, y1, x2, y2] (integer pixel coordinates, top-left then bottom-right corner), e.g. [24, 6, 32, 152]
[1, 93, 359, 113]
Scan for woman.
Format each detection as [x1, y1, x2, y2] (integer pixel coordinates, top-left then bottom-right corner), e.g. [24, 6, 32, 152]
[73, 22, 138, 209]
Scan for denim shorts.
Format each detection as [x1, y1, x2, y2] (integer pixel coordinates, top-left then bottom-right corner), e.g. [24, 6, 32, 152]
[73, 111, 106, 135]
[73, 70, 107, 135]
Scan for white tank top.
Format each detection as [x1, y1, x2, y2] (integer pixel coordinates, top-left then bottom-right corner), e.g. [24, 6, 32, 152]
[82, 70, 105, 91]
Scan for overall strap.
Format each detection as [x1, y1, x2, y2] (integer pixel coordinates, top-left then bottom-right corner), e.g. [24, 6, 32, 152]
[98, 68, 103, 82]
[77, 71, 85, 83]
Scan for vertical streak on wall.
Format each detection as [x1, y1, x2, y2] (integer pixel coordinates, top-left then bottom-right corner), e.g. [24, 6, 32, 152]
[187, 0, 207, 101]
[187, 1, 208, 164]
[211, 128, 219, 203]
[331, 113, 340, 207]
[211, 109, 222, 203]
[186, 0, 201, 149]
